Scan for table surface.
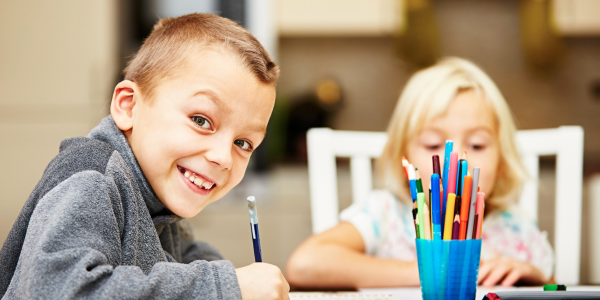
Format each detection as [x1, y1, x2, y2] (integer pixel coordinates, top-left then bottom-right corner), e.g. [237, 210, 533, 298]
[289, 286, 600, 299]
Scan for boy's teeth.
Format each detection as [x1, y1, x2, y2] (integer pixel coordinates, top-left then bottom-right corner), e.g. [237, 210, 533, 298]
[183, 168, 214, 189]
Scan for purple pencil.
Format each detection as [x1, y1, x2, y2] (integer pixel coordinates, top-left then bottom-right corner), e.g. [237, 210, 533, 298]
[452, 215, 460, 240]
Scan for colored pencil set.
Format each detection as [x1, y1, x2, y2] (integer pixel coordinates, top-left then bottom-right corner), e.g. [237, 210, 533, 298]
[404, 140, 485, 241]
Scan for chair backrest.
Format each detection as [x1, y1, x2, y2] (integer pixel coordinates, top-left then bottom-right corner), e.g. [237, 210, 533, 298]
[306, 126, 584, 284]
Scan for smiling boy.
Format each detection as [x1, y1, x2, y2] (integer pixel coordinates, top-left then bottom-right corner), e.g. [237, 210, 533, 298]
[0, 14, 289, 300]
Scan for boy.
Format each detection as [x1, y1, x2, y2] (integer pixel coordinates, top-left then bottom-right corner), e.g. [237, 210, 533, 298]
[0, 13, 289, 300]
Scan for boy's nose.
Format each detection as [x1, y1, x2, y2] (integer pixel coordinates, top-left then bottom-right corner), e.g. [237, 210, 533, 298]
[205, 140, 233, 171]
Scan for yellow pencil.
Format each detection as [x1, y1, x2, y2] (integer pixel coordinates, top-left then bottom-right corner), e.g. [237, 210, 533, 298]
[424, 202, 432, 240]
[443, 193, 456, 240]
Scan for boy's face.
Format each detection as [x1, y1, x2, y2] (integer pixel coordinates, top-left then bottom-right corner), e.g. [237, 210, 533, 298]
[125, 49, 275, 218]
[406, 90, 500, 202]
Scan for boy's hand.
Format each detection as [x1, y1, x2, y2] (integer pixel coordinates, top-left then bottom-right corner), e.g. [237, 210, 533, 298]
[478, 256, 547, 287]
[236, 263, 290, 300]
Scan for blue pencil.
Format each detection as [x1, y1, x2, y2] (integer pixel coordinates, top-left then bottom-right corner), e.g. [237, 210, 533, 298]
[460, 159, 468, 195]
[431, 173, 442, 240]
[441, 140, 453, 232]
[247, 196, 262, 262]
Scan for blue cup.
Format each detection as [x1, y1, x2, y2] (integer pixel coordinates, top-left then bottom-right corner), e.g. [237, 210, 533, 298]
[415, 239, 482, 300]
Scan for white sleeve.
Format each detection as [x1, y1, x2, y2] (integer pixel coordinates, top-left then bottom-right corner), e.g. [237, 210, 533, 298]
[339, 191, 389, 255]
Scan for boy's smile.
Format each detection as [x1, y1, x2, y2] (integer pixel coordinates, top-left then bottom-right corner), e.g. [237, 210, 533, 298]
[112, 49, 276, 218]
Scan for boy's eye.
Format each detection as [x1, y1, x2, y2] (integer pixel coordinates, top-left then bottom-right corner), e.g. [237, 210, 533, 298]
[234, 139, 253, 151]
[192, 116, 212, 130]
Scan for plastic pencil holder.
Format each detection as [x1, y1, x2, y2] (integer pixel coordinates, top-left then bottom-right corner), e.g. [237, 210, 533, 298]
[415, 239, 482, 300]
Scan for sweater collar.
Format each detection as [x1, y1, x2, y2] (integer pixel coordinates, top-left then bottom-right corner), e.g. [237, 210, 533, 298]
[87, 115, 166, 216]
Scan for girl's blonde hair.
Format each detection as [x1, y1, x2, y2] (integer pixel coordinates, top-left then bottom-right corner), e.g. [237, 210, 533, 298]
[378, 57, 527, 212]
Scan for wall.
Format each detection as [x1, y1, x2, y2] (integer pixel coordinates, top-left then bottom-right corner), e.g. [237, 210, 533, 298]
[0, 1, 118, 242]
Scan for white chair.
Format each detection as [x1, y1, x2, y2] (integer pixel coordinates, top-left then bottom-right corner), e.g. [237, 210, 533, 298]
[307, 126, 584, 284]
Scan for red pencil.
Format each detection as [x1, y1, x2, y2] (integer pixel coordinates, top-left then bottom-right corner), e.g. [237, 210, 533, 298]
[402, 156, 409, 180]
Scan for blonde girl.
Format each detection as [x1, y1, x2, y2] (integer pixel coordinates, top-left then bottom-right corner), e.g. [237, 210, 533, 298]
[286, 57, 553, 288]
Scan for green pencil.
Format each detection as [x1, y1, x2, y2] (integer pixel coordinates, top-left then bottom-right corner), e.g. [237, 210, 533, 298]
[417, 193, 426, 239]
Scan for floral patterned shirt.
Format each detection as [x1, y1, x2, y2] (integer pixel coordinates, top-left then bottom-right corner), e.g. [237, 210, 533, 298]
[339, 190, 554, 279]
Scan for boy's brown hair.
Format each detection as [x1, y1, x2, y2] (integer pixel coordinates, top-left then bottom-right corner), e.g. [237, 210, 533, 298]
[124, 13, 279, 101]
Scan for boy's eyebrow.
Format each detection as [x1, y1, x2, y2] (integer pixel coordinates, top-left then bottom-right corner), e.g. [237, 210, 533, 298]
[191, 90, 232, 113]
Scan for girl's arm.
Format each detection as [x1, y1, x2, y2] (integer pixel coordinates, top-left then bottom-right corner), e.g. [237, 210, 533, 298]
[285, 222, 419, 288]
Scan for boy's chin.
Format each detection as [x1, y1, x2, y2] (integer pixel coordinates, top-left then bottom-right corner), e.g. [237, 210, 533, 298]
[163, 199, 209, 219]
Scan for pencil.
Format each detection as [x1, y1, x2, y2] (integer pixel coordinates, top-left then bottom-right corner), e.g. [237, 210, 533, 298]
[452, 214, 460, 240]
[443, 193, 456, 240]
[247, 196, 262, 262]
[475, 191, 485, 239]
[466, 168, 480, 240]
[416, 169, 424, 193]
[408, 165, 419, 238]
[402, 156, 409, 180]
[424, 202, 432, 240]
[444, 152, 458, 229]
[441, 141, 453, 231]
[459, 175, 472, 240]
[418, 193, 425, 239]
[431, 174, 442, 240]
[432, 155, 441, 177]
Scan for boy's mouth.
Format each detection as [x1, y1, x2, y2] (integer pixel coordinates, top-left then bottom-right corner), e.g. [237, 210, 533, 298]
[177, 166, 216, 191]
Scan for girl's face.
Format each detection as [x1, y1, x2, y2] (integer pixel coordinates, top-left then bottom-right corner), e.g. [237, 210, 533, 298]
[405, 90, 500, 202]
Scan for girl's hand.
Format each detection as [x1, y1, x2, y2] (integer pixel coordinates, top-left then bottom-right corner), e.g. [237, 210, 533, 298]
[478, 256, 547, 287]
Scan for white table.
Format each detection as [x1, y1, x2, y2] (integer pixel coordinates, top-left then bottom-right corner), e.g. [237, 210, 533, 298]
[290, 286, 600, 300]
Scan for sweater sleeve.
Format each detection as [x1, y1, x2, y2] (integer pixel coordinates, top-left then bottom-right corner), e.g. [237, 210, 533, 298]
[4, 171, 241, 300]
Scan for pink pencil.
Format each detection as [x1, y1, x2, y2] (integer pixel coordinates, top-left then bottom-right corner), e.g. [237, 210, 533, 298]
[447, 152, 458, 195]
[474, 192, 485, 239]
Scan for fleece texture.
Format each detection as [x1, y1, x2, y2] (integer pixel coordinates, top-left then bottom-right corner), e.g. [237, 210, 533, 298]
[0, 116, 241, 300]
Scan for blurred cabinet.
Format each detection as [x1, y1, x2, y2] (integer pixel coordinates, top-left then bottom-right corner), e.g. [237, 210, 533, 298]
[277, 0, 403, 36]
[554, 0, 600, 36]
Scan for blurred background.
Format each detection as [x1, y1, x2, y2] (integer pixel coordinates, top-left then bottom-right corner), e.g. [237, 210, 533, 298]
[2, 0, 600, 284]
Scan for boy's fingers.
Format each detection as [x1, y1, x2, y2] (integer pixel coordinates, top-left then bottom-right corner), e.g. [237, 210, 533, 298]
[482, 264, 510, 287]
[281, 276, 290, 300]
[500, 269, 521, 287]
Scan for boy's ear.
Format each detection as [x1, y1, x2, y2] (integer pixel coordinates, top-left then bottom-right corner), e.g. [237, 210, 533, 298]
[111, 80, 140, 132]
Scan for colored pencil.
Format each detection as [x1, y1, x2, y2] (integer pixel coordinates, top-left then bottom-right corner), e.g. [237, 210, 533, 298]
[466, 168, 480, 240]
[442, 141, 453, 231]
[443, 193, 456, 240]
[459, 175, 472, 240]
[418, 193, 425, 239]
[416, 169, 424, 193]
[408, 165, 419, 237]
[424, 202, 432, 240]
[431, 174, 442, 240]
[432, 155, 441, 177]
[444, 152, 458, 228]
[475, 191, 485, 239]
[402, 156, 410, 180]
[452, 214, 460, 240]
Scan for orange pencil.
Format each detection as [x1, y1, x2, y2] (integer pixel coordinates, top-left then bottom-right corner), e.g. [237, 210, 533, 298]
[459, 175, 472, 240]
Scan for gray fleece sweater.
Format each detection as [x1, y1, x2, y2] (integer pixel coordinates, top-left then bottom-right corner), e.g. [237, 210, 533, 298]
[0, 116, 242, 300]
